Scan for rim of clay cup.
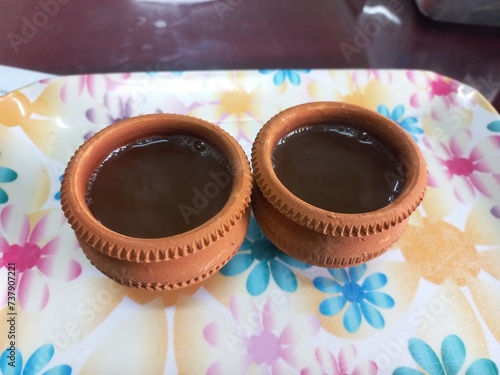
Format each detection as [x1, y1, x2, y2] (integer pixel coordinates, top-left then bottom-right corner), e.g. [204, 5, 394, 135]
[61, 113, 253, 262]
[252, 101, 427, 237]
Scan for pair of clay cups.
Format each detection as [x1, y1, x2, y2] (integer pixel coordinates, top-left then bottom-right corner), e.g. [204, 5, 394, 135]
[61, 102, 427, 290]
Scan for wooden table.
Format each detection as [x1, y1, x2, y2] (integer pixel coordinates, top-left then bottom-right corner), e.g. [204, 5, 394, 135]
[0, 0, 499, 109]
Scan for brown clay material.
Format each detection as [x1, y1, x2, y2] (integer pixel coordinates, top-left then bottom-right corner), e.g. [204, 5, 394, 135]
[251, 102, 427, 267]
[61, 114, 253, 290]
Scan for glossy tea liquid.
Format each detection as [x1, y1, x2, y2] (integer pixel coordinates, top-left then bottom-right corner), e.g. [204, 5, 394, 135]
[87, 135, 232, 238]
[272, 125, 405, 213]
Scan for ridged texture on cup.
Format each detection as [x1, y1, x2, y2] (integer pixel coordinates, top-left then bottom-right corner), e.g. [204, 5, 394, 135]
[251, 102, 427, 267]
[61, 114, 253, 290]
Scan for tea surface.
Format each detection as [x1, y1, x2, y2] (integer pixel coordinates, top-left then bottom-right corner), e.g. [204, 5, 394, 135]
[87, 135, 232, 238]
[272, 125, 405, 213]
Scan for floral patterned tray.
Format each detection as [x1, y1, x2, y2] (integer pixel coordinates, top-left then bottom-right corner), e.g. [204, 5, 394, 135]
[0, 69, 499, 375]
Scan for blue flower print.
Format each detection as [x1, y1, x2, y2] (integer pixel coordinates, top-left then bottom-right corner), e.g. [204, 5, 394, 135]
[487, 120, 500, 132]
[54, 175, 63, 201]
[220, 217, 311, 296]
[378, 104, 423, 141]
[394, 334, 498, 375]
[0, 343, 72, 375]
[146, 70, 182, 76]
[313, 264, 395, 333]
[259, 69, 311, 86]
[0, 166, 18, 204]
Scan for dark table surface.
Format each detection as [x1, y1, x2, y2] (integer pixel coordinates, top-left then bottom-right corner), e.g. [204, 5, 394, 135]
[0, 0, 499, 109]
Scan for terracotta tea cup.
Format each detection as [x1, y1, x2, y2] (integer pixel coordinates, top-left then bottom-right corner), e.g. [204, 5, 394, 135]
[61, 114, 252, 290]
[251, 102, 427, 267]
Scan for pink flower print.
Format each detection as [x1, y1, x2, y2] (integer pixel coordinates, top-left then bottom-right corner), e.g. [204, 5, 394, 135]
[424, 130, 500, 203]
[203, 294, 320, 374]
[85, 92, 139, 134]
[301, 345, 378, 375]
[406, 71, 476, 120]
[0, 205, 82, 311]
[85, 90, 188, 139]
[60, 73, 131, 103]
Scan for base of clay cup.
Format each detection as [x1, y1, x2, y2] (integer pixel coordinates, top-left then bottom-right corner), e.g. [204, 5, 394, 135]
[252, 187, 404, 267]
[81, 207, 251, 290]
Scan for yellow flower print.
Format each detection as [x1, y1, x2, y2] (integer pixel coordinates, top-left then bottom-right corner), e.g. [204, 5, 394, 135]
[398, 219, 480, 287]
[189, 72, 279, 144]
[420, 186, 458, 221]
[468, 277, 500, 343]
[124, 278, 209, 307]
[190, 86, 259, 143]
[0, 276, 126, 356]
[308, 70, 394, 112]
[0, 91, 32, 127]
[219, 87, 253, 115]
[0, 81, 92, 163]
[465, 198, 500, 246]
[0, 125, 50, 212]
[420, 106, 473, 143]
[406, 282, 492, 366]
[398, 199, 500, 342]
[78, 299, 168, 374]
